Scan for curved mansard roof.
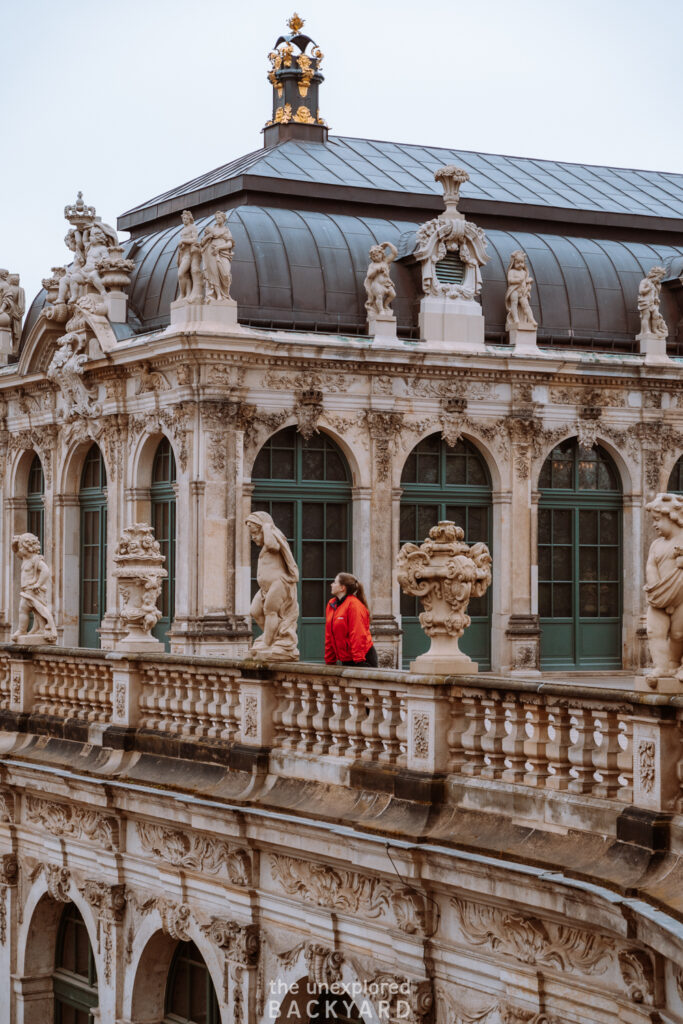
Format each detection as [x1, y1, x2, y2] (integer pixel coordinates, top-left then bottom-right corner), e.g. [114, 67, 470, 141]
[22, 205, 683, 352]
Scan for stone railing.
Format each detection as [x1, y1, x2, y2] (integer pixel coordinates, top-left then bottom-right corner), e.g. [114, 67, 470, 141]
[1, 646, 681, 821]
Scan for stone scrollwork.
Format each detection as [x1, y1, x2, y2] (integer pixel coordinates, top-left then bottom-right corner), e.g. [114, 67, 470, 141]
[295, 388, 323, 441]
[79, 880, 127, 984]
[576, 404, 601, 450]
[397, 521, 492, 673]
[47, 330, 102, 420]
[366, 410, 403, 482]
[451, 897, 613, 974]
[26, 796, 117, 850]
[0, 854, 18, 887]
[45, 865, 72, 903]
[637, 739, 656, 792]
[201, 918, 260, 964]
[157, 897, 193, 941]
[136, 822, 252, 885]
[618, 948, 655, 1004]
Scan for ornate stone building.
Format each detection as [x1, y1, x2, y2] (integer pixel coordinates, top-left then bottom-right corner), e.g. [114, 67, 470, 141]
[0, 14, 683, 1024]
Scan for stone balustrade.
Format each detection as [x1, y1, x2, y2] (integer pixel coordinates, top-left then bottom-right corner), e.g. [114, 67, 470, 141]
[1, 645, 681, 824]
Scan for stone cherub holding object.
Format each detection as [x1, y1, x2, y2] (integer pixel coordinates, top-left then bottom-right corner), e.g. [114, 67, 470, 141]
[11, 533, 57, 644]
[364, 241, 398, 319]
[505, 249, 537, 329]
[637, 265, 668, 340]
[644, 492, 683, 686]
[246, 511, 299, 661]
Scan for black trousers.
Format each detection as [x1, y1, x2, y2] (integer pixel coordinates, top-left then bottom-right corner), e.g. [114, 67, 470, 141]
[341, 644, 379, 668]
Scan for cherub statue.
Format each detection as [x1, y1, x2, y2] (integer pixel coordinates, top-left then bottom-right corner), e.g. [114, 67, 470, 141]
[177, 210, 205, 304]
[246, 511, 299, 661]
[200, 211, 234, 301]
[637, 266, 668, 339]
[505, 249, 537, 329]
[364, 241, 397, 318]
[11, 533, 57, 644]
[81, 224, 111, 295]
[644, 492, 683, 684]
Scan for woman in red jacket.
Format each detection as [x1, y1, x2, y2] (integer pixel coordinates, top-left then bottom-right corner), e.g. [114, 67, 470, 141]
[325, 573, 379, 667]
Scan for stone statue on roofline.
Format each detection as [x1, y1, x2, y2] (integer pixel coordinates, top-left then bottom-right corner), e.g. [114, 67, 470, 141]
[637, 265, 668, 341]
[11, 533, 57, 645]
[200, 211, 235, 302]
[642, 493, 683, 691]
[0, 270, 25, 357]
[177, 210, 205, 304]
[505, 250, 537, 330]
[246, 511, 300, 661]
[364, 241, 398, 340]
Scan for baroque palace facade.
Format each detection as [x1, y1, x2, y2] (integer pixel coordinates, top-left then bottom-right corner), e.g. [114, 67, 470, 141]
[0, 13, 683, 1024]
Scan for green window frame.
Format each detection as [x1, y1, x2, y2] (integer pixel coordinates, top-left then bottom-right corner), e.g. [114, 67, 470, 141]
[27, 453, 45, 548]
[79, 445, 107, 649]
[400, 434, 492, 670]
[151, 438, 177, 650]
[164, 940, 219, 1024]
[53, 903, 98, 1024]
[251, 427, 352, 663]
[538, 440, 622, 670]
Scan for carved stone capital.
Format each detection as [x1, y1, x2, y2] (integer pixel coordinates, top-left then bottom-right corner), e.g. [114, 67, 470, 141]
[80, 880, 127, 922]
[201, 919, 259, 964]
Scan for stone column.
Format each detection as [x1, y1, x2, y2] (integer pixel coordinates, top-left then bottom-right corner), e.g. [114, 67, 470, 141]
[623, 494, 643, 672]
[490, 487, 511, 673]
[99, 417, 129, 650]
[5, 496, 27, 639]
[0, 855, 18, 1024]
[505, 412, 541, 674]
[54, 493, 80, 647]
[367, 411, 402, 669]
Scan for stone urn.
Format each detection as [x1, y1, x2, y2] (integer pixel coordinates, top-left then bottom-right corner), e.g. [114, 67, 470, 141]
[397, 520, 492, 674]
[113, 523, 167, 653]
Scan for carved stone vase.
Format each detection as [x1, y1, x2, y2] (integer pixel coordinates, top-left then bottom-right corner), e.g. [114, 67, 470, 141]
[113, 523, 167, 653]
[397, 520, 492, 674]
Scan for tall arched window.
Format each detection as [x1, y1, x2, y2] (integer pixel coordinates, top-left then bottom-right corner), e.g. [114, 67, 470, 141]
[164, 940, 219, 1024]
[668, 456, 683, 492]
[151, 438, 177, 649]
[538, 439, 622, 669]
[400, 434, 492, 669]
[251, 427, 352, 662]
[53, 903, 98, 1023]
[79, 445, 107, 649]
[27, 453, 45, 549]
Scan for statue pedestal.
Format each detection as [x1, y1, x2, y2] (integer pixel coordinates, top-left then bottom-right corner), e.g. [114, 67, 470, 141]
[509, 323, 540, 355]
[638, 330, 670, 364]
[170, 298, 238, 328]
[419, 297, 486, 352]
[635, 674, 683, 694]
[104, 291, 128, 324]
[409, 635, 477, 676]
[0, 328, 12, 364]
[11, 633, 54, 647]
[115, 636, 164, 654]
[368, 313, 398, 342]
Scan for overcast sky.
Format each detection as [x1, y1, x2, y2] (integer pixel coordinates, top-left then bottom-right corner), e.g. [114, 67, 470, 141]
[3, 0, 683, 306]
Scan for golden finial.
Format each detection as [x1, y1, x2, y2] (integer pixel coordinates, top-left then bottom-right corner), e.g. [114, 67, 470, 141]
[287, 12, 305, 32]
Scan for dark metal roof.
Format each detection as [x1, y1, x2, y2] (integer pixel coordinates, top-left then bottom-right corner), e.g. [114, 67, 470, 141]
[120, 136, 683, 226]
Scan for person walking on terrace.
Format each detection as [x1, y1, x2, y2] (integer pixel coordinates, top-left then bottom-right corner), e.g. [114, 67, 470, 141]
[325, 573, 379, 667]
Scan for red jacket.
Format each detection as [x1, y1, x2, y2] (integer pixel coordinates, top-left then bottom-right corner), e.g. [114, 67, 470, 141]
[325, 594, 373, 664]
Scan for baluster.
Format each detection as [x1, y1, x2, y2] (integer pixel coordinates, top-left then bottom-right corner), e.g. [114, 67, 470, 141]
[220, 675, 240, 743]
[378, 690, 402, 764]
[193, 673, 212, 738]
[180, 670, 199, 736]
[360, 688, 383, 761]
[396, 704, 407, 768]
[446, 690, 467, 772]
[617, 715, 633, 803]
[523, 700, 550, 787]
[296, 680, 316, 752]
[279, 678, 302, 751]
[205, 674, 221, 738]
[311, 681, 333, 755]
[501, 695, 527, 783]
[460, 693, 487, 776]
[568, 707, 596, 793]
[480, 695, 507, 779]
[344, 687, 366, 759]
[141, 668, 161, 730]
[327, 681, 349, 757]
[592, 709, 621, 798]
[546, 705, 572, 790]
[157, 670, 174, 732]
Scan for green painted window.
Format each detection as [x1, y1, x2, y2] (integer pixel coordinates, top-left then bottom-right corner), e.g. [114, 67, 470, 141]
[27, 453, 45, 548]
[668, 456, 683, 492]
[151, 438, 177, 650]
[164, 940, 219, 1024]
[400, 434, 492, 669]
[252, 427, 351, 662]
[538, 440, 622, 669]
[79, 445, 107, 649]
[53, 904, 98, 1023]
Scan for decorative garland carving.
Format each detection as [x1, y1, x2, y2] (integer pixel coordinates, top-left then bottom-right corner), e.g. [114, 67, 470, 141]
[26, 796, 117, 850]
[278, 942, 344, 988]
[136, 822, 251, 884]
[366, 410, 403, 482]
[0, 854, 18, 886]
[45, 865, 71, 902]
[129, 402, 192, 472]
[262, 369, 352, 393]
[79, 880, 127, 984]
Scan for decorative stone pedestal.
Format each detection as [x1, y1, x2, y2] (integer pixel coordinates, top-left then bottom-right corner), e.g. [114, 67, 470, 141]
[638, 330, 670, 364]
[635, 674, 683, 694]
[368, 312, 398, 342]
[170, 298, 239, 328]
[104, 290, 128, 324]
[419, 297, 486, 352]
[112, 523, 167, 654]
[509, 323, 540, 355]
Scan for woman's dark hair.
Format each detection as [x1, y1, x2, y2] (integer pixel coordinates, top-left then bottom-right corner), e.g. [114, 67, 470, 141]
[336, 573, 370, 613]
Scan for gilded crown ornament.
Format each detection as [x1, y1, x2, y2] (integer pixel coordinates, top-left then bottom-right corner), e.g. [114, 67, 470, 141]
[288, 12, 305, 32]
[265, 13, 327, 130]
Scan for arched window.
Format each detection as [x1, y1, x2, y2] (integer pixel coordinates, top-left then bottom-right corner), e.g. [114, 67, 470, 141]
[251, 427, 352, 662]
[538, 439, 622, 669]
[668, 456, 683, 492]
[400, 434, 492, 669]
[151, 438, 177, 649]
[164, 940, 219, 1024]
[27, 453, 45, 549]
[53, 904, 98, 1023]
[79, 445, 107, 649]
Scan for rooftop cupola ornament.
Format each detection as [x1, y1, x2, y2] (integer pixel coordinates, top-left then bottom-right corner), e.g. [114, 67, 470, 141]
[263, 13, 328, 146]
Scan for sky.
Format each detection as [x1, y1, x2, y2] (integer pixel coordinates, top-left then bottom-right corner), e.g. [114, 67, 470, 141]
[2, 0, 683, 306]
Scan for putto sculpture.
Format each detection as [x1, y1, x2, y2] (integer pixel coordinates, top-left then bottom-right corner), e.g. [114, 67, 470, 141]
[11, 533, 57, 645]
[364, 242, 397, 318]
[637, 265, 668, 341]
[246, 511, 299, 661]
[505, 250, 537, 330]
[201, 211, 235, 302]
[0, 270, 25, 357]
[177, 210, 205, 304]
[113, 523, 167, 652]
[397, 520, 492, 673]
[643, 493, 683, 690]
